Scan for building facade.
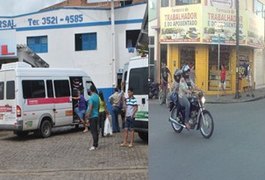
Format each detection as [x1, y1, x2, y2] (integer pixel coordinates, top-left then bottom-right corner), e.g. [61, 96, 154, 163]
[160, 0, 265, 95]
[0, 2, 146, 98]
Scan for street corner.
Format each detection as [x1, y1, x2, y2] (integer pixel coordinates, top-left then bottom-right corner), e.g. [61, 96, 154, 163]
[205, 88, 265, 104]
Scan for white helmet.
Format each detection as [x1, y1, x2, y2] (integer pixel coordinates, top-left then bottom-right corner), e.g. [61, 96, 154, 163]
[174, 69, 182, 83]
[181, 64, 190, 74]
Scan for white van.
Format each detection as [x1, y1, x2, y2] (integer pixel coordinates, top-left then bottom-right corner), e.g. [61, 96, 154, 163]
[0, 62, 96, 138]
[122, 56, 148, 141]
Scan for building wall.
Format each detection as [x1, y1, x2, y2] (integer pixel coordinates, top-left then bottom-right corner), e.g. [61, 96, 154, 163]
[1, 4, 146, 89]
[159, 0, 265, 94]
[148, 18, 158, 81]
[254, 49, 265, 88]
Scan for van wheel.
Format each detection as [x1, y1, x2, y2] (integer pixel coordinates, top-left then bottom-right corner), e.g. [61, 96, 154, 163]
[15, 131, 29, 138]
[38, 119, 52, 138]
[74, 124, 79, 129]
[138, 132, 148, 142]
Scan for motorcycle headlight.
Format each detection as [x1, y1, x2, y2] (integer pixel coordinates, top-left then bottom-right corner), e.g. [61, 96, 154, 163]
[201, 96, 206, 104]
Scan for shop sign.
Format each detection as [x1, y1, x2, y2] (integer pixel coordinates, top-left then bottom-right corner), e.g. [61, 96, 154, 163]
[0, 19, 16, 29]
[160, 0, 264, 48]
[160, 4, 202, 43]
[207, 0, 234, 9]
[247, 14, 264, 48]
[0, 30, 17, 58]
[202, 0, 247, 45]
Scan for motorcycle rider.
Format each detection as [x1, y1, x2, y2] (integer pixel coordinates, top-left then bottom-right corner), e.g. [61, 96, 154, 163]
[168, 69, 182, 109]
[178, 64, 200, 129]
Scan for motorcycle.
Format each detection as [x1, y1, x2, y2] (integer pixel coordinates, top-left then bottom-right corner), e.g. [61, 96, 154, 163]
[168, 91, 214, 139]
[149, 81, 159, 99]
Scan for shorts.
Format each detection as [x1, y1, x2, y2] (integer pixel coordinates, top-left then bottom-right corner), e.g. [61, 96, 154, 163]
[125, 116, 135, 131]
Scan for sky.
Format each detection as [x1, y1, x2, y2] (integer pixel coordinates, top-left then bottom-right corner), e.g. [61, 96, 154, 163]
[0, 0, 65, 16]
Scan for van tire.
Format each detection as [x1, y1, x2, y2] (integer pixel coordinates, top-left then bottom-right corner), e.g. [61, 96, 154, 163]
[138, 132, 148, 142]
[74, 124, 79, 129]
[15, 131, 29, 138]
[38, 119, 52, 138]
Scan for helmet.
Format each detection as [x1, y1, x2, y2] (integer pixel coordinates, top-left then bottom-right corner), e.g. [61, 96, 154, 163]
[181, 64, 190, 74]
[174, 69, 182, 83]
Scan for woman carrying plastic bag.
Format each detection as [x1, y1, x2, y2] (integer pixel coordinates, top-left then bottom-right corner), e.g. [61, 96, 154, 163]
[104, 112, 113, 136]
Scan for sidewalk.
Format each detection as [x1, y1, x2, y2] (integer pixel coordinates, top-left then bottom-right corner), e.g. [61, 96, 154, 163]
[206, 88, 265, 104]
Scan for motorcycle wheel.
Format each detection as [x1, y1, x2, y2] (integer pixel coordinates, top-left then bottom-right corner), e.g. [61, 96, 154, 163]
[170, 107, 183, 133]
[199, 110, 214, 139]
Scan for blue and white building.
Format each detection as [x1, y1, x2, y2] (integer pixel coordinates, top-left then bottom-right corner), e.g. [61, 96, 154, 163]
[0, 2, 147, 98]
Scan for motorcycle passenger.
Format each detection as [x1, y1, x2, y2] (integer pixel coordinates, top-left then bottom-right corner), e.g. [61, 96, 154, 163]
[169, 69, 182, 106]
[178, 64, 196, 129]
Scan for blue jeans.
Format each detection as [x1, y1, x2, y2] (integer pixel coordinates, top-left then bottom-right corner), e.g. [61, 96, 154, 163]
[178, 96, 190, 123]
[125, 116, 135, 131]
[74, 107, 85, 120]
[111, 106, 120, 132]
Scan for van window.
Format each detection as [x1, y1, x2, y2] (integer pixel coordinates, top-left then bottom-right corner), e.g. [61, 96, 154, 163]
[6, 81, 15, 99]
[22, 80, 45, 99]
[86, 81, 97, 94]
[129, 67, 148, 95]
[0, 82, 4, 100]
[54, 80, 70, 97]
[46, 80, 54, 97]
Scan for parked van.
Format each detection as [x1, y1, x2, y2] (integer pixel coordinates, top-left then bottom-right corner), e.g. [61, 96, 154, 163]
[0, 62, 96, 138]
[122, 56, 148, 141]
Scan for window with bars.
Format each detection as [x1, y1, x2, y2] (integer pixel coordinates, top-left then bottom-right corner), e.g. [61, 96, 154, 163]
[75, 33, 97, 51]
[27, 36, 48, 53]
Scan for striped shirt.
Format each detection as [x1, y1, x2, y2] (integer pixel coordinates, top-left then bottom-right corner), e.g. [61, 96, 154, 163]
[125, 96, 137, 117]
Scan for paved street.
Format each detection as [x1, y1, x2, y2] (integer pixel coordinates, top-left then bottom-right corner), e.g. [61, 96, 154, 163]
[0, 126, 147, 180]
[149, 99, 265, 180]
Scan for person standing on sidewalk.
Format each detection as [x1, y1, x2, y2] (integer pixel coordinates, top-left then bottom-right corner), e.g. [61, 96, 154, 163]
[85, 86, 100, 151]
[220, 64, 226, 96]
[246, 64, 255, 97]
[98, 91, 108, 137]
[109, 87, 122, 133]
[161, 62, 172, 104]
[120, 87, 138, 148]
[119, 83, 126, 129]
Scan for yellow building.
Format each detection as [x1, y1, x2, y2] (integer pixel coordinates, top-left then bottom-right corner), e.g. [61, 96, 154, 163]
[160, 0, 264, 95]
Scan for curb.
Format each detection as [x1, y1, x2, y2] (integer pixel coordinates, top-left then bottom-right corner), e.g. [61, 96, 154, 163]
[206, 95, 265, 104]
[0, 166, 148, 175]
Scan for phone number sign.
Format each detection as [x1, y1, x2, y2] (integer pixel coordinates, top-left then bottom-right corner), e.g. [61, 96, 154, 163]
[28, 14, 84, 26]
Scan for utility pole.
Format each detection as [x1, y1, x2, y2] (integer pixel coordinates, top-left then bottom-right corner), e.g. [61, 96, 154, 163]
[111, 0, 116, 88]
[234, 0, 240, 99]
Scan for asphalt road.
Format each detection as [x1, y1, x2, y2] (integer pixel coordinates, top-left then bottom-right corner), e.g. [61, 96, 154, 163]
[149, 99, 265, 180]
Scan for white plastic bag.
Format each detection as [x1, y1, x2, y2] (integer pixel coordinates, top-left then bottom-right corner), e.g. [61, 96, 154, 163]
[104, 116, 113, 136]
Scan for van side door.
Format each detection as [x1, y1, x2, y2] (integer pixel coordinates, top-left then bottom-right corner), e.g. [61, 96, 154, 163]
[53, 79, 72, 126]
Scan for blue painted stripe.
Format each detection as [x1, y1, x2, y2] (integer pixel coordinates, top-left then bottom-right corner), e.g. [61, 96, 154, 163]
[15, 19, 143, 32]
[0, 3, 146, 18]
[0, 28, 15, 31]
[97, 87, 115, 112]
[115, 19, 143, 25]
[16, 21, 110, 31]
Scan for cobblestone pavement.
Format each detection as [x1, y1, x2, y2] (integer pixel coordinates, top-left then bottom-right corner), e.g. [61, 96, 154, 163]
[0, 126, 148, 180]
